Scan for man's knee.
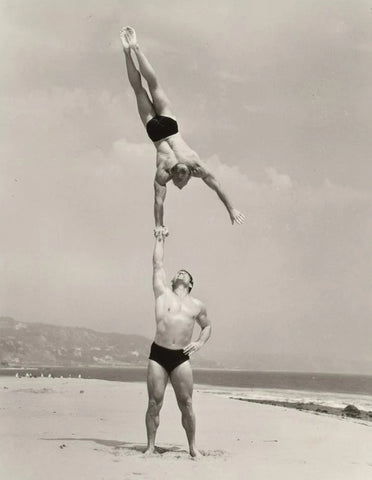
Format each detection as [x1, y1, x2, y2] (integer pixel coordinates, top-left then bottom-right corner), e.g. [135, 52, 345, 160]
[147, 397, 163, 416]
[134, 84, 147, 97]
[177, 395, 193, 413]
[128, 70, 143, 91]
[146, 76, 159, 91]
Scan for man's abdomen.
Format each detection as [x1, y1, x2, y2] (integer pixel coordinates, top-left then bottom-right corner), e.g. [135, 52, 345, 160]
[154, 316, 194, 349]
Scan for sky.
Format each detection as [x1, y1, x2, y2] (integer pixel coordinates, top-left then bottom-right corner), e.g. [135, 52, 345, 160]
[1, 0, 372, 373]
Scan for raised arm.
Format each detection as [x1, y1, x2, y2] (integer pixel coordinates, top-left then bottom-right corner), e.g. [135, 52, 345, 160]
[183, 303, 212, 356]
[152, 230, 168, 298]
[154, 172, 168, 228]
[202, 173, 245, 225]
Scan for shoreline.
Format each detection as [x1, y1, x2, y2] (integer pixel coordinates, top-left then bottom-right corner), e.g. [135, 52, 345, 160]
[232, 397, 372, 423]
[195, 386, 372, 425]
[2, 365, 372, 375]
[3, 372, 372, 425]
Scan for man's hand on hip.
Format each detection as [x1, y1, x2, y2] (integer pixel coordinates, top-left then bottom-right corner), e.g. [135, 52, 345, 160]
[183, 342, 202, 356]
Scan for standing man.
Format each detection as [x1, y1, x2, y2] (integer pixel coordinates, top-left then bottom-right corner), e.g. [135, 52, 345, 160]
[146, 227, 212, 458]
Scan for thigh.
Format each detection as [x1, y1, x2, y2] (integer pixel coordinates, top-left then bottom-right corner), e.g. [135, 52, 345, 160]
[147, 359, 168, 401]
[149, 85, 175, 118]
[169, 360, 193, 402]
[136, 88, 156, 126]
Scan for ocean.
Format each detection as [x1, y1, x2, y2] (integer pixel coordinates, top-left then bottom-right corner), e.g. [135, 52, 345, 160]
[1, 367, 371, 411]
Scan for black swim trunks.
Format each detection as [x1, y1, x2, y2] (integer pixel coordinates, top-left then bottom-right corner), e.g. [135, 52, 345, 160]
[146, 115, 179, 142]
[149, 342, 189, 374]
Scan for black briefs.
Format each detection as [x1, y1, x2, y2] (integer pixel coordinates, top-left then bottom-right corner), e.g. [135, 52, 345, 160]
[146, 115, 179, 142]
[149, 342, 189, 374]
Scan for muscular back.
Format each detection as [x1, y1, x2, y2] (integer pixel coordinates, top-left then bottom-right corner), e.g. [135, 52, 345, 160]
[154, 134, 204, 178]
[154, 290, 203, 349]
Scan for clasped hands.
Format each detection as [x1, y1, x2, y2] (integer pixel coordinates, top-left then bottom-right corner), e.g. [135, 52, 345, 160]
[154, 226, 169, 238]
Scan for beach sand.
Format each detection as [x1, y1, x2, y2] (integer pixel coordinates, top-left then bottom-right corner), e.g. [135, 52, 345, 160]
[1, 377, 371, 480]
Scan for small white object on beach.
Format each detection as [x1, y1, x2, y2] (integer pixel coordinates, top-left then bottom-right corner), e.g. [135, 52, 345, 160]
[78, 374, 81, 378]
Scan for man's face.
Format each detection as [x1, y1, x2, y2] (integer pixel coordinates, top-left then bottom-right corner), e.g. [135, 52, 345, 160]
[172, 270, 193, 291]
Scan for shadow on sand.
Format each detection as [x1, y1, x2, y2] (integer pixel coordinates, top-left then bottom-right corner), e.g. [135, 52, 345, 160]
[40, 438, 225, 458]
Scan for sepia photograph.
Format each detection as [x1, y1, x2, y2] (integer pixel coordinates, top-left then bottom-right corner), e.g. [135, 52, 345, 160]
[1, 1, 372, 479]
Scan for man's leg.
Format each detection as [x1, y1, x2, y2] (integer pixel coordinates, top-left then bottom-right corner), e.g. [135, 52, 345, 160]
[145, 359, 168, 455]
[170, 361, 202, 458]
[124, 27, 174, 118]
[120, 28, 155, 126]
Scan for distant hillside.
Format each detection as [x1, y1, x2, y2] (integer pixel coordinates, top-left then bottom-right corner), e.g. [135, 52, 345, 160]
[0, 317, 217, 368]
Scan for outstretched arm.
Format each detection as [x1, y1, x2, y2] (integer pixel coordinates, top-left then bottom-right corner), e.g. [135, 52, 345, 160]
[154, 171, 168, 228]
[152, 230, 168, 298]
[183, 304, 212, 356]
[202, 173, 245, 225]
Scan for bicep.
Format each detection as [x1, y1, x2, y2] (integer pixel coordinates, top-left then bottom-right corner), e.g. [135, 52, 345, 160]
[196, 305, 211, 329]
[154, 170, 169, 194]
[202, 173, 220, 191]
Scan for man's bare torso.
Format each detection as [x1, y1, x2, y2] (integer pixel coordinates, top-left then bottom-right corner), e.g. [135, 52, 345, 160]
[154, 289, 202, 349]
[154, 134, 206, 184]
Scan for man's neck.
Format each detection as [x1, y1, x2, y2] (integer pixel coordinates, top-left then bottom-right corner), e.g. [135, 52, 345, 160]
[173, 286, 189, 298]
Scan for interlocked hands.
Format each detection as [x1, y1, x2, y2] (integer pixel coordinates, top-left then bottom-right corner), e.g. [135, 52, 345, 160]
[154, 226, 169, 238]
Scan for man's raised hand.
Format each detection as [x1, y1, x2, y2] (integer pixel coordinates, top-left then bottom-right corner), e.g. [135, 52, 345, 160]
[154, 226, 169, 238]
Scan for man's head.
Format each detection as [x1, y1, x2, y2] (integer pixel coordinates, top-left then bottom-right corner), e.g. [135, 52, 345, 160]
[170, 163, 191, 189]
[171, 269, 194, 293]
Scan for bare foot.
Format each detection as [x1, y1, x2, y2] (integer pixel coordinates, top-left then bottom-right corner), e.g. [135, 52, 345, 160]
[190, 448, 203, 460]
[143, 447, 156, 457]
[119, 27, 130, 52]
[124, 26, 138, 48]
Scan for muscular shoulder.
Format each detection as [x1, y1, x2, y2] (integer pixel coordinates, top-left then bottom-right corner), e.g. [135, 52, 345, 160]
[190, 296, 206, 314]
[190, 165, 207, 178]
[155, 167, 171, 186]
[189, 158, 211, 179]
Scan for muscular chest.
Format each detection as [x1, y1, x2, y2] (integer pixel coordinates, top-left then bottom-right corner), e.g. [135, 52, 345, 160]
[157, 295, 197, 319]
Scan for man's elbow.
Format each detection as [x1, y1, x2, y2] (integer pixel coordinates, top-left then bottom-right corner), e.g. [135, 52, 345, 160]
[201, 322, 212, 333]
[154, 196, 164, 207]
[204, 322, 212, 334]
[204, 176, 220, 192]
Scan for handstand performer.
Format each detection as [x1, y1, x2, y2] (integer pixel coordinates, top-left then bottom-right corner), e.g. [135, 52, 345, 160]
[120, 26, 245, 233]
[145, 227, 212, 458]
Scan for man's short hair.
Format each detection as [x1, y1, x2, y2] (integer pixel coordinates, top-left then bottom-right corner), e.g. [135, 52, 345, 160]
[170, 163, 191, 177]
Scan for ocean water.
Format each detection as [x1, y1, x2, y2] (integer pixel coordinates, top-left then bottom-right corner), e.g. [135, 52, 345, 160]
[199, 387, 372, 412]
[1, 367, 371, 411]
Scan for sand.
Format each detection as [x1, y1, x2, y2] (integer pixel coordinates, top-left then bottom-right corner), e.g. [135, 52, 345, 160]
[1, 377, 371, 480]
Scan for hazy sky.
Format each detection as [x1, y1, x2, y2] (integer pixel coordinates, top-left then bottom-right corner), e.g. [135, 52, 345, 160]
[1, 0, 372, 373]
